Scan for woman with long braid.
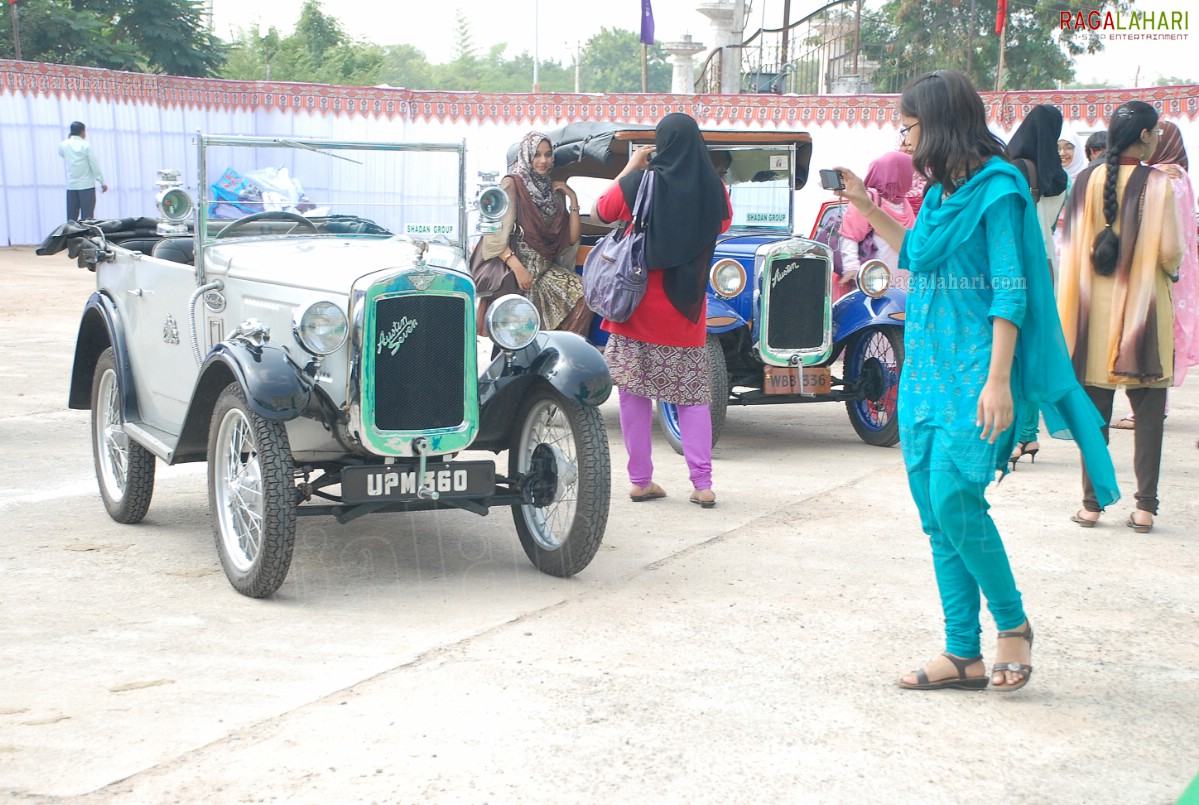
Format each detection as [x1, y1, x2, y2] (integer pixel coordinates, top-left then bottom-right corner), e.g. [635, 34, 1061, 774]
[1058, 101, 1184, 533]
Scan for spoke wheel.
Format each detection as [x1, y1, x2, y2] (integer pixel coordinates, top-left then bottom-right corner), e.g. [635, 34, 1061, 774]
[208, 384, 296, 598]
[844, 326, 903, 447]
[656, 334, 728, 455]
[90, 348, 155, 523]
[510, 386, 609, 577]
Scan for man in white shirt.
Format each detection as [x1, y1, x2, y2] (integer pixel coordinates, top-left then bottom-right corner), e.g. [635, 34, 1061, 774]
[58, 121, 108, 220]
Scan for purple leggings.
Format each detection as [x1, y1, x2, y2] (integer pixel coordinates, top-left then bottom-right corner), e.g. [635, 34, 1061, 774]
[618, 390, 712, 491]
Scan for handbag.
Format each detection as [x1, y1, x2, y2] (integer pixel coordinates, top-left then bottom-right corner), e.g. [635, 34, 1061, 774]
[471, 220, 522, 300]
[582, 172, 654, 323]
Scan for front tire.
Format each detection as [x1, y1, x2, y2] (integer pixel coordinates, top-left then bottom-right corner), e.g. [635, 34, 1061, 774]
[208, 384, 296, 598]
[509, 385, 610, 577]
[90, 347, 155, 523]
[656, 334, 728, 455]
[844, 326, 903, 447]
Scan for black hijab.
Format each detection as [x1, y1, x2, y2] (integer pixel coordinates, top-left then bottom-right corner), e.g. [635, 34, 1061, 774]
[1007, 104, 1069, 198]
[619, 113, 728, 322]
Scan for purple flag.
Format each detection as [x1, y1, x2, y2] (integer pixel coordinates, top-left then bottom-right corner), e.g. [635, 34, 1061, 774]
[640, 0, 655, 45]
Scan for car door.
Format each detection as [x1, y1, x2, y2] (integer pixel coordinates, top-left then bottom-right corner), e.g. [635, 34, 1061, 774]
[121, 253, 202, 434]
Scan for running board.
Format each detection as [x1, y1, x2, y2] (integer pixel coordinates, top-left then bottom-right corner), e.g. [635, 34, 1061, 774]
[124, 422, 180, 462]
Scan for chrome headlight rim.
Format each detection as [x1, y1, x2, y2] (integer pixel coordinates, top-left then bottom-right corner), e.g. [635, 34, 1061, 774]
[709, 259, 747, 298]
[856, 260, 892, 298]
[486, 293, 540, 351]
[293, 300, 349, 356]
[476, 186, 510, 222]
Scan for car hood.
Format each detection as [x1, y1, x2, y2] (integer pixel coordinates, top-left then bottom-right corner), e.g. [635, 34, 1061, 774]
[204, 237, 458, 291]
[714, 231, 788, 261]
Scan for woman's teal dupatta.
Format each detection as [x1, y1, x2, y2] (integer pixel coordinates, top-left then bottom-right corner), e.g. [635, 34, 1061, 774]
[906, 157, 1119, 506]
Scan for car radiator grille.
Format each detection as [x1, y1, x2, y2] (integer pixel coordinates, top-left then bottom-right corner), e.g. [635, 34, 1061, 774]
[371, 295, 466, 431]
[765, 256, 827, 351]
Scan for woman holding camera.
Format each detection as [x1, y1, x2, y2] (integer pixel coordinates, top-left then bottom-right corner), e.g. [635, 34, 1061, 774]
[835, 70, 1116, 692]
[592, 113, 731, 508]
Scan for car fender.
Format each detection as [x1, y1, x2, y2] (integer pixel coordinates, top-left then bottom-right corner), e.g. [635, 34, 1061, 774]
[705, 295, 747, 334]
[832, 288, 907, 346]
[473, 331, 611, 449]
[68, 291, 140, 419]
[173, 340, 312, 463]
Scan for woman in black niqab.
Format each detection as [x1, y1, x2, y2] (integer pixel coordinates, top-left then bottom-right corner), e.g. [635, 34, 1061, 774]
[617, 112, 730, 322]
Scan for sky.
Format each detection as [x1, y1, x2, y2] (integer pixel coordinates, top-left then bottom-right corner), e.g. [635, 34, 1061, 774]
[209, 0, 1196, 89]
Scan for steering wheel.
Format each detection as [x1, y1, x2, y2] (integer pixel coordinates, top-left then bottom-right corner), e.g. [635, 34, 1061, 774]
[215, 210, 318, 239]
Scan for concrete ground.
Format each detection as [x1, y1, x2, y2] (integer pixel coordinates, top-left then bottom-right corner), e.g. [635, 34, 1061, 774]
[0, 245, 1196, 803]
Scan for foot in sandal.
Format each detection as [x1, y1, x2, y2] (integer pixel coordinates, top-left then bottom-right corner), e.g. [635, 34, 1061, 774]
[630, 482, 667, 502]
[991, 620, 1034, 691]
[897, 653, 988, 690]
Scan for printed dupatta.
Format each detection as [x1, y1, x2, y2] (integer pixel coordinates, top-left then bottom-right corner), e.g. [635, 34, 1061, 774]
[1057, 163, 1184, 385]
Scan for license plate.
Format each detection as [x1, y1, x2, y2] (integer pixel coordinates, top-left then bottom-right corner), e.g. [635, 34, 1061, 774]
[341, 461, 495, 504]
[763, 366, 832, 396]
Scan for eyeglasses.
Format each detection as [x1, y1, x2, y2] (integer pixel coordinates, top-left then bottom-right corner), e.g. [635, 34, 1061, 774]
[899, 122, 920, 139]
[1153, 128, 1164, 136]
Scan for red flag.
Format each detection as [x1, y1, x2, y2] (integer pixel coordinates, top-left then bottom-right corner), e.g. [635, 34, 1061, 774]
[995, 0, 1006, 34]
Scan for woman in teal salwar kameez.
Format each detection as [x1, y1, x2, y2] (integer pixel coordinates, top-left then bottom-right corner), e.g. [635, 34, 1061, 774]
[836, 71, 1119, 692]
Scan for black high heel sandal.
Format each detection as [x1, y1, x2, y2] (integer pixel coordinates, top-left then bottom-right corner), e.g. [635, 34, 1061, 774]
[1008, 441, 1040, 471]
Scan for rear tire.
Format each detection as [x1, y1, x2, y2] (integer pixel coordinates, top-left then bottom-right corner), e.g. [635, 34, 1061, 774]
[90, 348, 156, 523]
[656, 334, 728, 455]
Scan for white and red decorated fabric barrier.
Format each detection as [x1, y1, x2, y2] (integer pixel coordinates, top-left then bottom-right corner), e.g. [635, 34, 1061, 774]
[2, 59, 1196, 246]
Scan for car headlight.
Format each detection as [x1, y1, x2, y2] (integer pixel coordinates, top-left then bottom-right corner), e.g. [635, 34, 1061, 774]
[486, 294, 540, 351]
[475, 185, 510, 234]
[293, 301, 348, 355]
[856, 260, 892, 298]
[710, 259, 747, 298]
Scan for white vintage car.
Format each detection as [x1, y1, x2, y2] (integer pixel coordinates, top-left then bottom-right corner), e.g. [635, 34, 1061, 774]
[39, 135, 612, 598]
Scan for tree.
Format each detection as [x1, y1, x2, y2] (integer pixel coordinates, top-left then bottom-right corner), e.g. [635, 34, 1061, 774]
[863, 0, 1127, 92]
[580, 28, 671, 93]
[220, 0, 381, 86]
[378, 44, 435, 89]
[0, 0, 224, 76]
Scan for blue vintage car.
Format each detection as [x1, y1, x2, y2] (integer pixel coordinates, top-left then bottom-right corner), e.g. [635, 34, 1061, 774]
[542, 123, 905, 451]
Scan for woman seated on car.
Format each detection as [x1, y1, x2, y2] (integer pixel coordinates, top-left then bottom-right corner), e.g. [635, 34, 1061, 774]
[836, 150, 916, 300]
[474, 131, 592, 337]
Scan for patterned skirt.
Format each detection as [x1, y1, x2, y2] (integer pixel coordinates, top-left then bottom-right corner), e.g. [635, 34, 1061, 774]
[605, 333, 710, 406]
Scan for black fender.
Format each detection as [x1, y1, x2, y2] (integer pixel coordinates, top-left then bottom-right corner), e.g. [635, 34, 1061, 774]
[68, 291, 141, 421]
[173, 340, 312, 463]
[473, 331, 611, 450]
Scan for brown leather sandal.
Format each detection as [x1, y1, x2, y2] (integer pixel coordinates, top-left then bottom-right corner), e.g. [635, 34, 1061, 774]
[897, 653, 988, 691]
[630, 483, 666, 502]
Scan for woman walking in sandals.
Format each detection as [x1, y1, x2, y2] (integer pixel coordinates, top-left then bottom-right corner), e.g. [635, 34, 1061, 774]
[835, 71, 1118, 692]
[1058, 102, 1185, 534]
[591, 113, 731, 509]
